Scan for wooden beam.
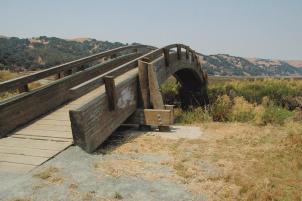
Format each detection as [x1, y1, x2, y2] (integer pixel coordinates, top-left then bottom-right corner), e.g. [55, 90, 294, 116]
[185, 47, 190, 59]
[148, 63, 164, 109]
[126, 109, 173, 126]
[163, 48, 170, 67]
[103, 76, 116, 111]
[177, 45, 181, 60]
[57, 71, 64, 79]
[0, 44, 148, 93]
[164, 104, 174, 124]
[191, 51, 195, 62]
[138, 60, 151, 108]
[69, 69, 138, 153]
[18, 84, 29, 93]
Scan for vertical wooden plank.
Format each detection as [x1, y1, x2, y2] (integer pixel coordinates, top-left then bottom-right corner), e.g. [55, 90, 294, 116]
[104, 76, 116, 111]
[196, 55, 201, 66]
[177, 45, 181, 60]
[18, 84, 29, 93]
[191, 51, 195, 62]
[165, 104, 174, 124]
[163, 48, 170, 67]
[56, 71, 65, 79]
[147, 63, 164, 109]
[138, 60, 151, 108]
[185, 47, 190, 59]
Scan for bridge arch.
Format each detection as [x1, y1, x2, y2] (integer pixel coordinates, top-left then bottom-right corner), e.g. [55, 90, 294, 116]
[139, 45, 209, 110]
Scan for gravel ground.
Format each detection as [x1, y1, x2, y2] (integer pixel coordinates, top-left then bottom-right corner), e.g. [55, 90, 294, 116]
[0, 126, 208, 201]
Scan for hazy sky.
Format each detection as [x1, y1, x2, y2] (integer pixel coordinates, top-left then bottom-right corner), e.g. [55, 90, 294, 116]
[0, 0, 301, 60]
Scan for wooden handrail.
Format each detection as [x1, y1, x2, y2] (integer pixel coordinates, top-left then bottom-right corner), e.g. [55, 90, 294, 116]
[0, 44, 150, 93]
[0, 43, 199, 96]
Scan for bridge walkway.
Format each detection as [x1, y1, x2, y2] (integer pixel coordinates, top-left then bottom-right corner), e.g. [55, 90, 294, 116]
[0, 81, 107, 173]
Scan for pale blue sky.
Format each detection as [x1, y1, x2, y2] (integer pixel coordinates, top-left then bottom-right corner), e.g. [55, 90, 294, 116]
[0, 0, 301, 60]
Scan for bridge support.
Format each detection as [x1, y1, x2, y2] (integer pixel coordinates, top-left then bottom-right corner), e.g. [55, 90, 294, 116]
[128, 58, 173, 131]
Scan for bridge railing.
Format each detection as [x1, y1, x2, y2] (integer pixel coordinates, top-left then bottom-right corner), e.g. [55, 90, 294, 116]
[68, 43, 206, 101]
[0, 45, 153, 137]
[0, 44, 150, 95]
[103, 44, 201, 77]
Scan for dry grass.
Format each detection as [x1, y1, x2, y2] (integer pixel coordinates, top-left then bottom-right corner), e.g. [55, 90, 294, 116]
[33, 167, 64, 184]
[96, 122, 302, 201]
[9, 198, 31, 201]
[0, 70, 19, 82]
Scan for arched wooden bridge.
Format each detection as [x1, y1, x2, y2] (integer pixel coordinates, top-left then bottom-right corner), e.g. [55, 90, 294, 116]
[0, 44, 208, 172]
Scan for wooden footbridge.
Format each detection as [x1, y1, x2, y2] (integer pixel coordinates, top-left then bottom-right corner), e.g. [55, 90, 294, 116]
[0, 44, 208, 172]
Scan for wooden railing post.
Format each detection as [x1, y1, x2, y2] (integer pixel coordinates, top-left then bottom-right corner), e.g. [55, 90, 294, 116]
[57, 71, 65, 79]
[177, 45, 181, 60]
[104, 76, 116, 111]
[191, 51, 195, 62]
[148, 63, 164, 109]
[185, 46, 190, 59]
[138, 60, 151, 109]
[18, 84, 29, 93]
[163, 48, 170, 67]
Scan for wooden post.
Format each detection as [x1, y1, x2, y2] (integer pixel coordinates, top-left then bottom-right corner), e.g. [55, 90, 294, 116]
[147, 63, 164, 109]
[165, 105, 174, 124]
[191, 51, 195, 62]
[177, 45, 181, 60]
[57, 71, 65, 79]
[138, 60, 151, 108]
[185, 47, 189, 59]
[18, 84, 29, 93]
[104, 76, 116, 111]
[196, 55, 200, 66]
[163, 48, 170, 67]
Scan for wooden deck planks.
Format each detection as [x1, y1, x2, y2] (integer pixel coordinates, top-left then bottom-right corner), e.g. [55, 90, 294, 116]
[0, 153, 48, 166]
[0, 162, 36, 173]
[14, 129, 72, 139]
[0, 81, 109, 173]
[0, 146, 62, 158]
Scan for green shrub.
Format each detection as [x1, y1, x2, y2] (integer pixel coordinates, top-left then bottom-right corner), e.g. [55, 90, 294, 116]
[261, 104, 293, 125]
[211, 95, 232, 122]
[208, 78, 302, 108]
[161, 77, 180, 105]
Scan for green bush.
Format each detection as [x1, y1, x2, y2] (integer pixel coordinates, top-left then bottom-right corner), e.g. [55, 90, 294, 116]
[261, 104, 293, 125]
[208, 78, 302, 108]
[161, 77, 180, 105]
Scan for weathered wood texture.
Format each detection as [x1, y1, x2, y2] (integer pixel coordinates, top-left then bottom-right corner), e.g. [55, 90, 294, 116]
[138, 60, 151, 108]
[0, 53, 143, 137]
[69, 69, 139, 153]
[150, 52, 206, 86]
[104, 76, 116, 111]
[148, 63, 165, 109]
[0, 45, 150, 93]
[126, 108, 173, 126]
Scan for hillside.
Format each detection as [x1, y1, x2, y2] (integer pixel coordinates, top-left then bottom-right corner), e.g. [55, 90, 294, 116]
[199, 53, 302, 76]
[0, 36, 125, 71]
[0, 36, 301, 76]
